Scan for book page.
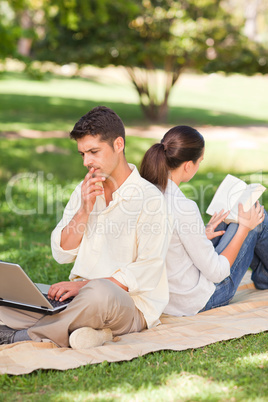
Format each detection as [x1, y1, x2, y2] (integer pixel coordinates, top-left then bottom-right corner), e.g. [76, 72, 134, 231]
[231, 183, 266, 214]
[206, 175, 246, 217]
[206, 175, 266, 223]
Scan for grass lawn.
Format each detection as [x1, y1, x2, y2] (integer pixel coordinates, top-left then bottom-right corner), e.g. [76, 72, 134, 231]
[0, 70, 268, 400]
[0, 69, 268, 132]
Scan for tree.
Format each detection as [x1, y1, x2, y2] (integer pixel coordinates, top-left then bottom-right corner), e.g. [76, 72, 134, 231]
[0, 1, 20, 59]
[31, 0, 268, 121]
[2, 0, 44, 60]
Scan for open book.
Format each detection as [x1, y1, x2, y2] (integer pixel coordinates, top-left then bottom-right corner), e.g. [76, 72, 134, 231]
[206, 174, 266, 224]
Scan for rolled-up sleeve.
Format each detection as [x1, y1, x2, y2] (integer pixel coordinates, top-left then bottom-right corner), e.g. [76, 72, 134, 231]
[51, 182, 82, 264]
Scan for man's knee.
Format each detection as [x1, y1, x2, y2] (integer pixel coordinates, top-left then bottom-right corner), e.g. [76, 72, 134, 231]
[78, 279, 130, 310]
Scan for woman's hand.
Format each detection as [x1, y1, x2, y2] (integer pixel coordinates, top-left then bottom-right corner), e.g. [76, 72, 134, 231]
[238, 201, 265, 231]
[205, 209, 230, 240]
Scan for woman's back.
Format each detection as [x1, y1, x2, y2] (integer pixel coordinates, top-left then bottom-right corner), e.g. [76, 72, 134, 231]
[164, 179, 229, 316]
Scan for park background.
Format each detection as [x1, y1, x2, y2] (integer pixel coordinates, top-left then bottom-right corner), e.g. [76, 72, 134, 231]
[1, 0, 268, 401]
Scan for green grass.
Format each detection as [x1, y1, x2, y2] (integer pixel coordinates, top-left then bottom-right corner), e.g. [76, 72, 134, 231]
[1, 333, 268, 401]
[169, 72, 268, 125]
[0, 70, 268, 131]
[203, 140, 268, 173]
[0, 136, 268, 401]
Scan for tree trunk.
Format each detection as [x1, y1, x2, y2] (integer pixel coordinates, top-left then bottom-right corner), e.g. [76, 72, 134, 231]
[17, 10, 33, 57]
[125, 66, 181, 123]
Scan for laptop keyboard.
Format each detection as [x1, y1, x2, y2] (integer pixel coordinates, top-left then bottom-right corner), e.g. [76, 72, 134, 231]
[43, 294, 74, 308]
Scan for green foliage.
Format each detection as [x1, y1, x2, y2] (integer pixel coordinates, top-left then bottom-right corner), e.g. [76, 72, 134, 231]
[34, 0, 267, 72]
[30, 0, 268, 121]
[0, 1, 20, 59]
[2, 0, 268, 120]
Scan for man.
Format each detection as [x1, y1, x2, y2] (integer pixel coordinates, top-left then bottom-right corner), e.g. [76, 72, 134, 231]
[0, 106, 170, 349]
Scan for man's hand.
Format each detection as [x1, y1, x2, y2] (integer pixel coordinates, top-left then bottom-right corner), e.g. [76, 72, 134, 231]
[205, 209, 229, 240]
[48, 277, 127, 302]
[80, 167, 105, 214]
[60, 168, 105, 250]
[47, 280, 89, 302]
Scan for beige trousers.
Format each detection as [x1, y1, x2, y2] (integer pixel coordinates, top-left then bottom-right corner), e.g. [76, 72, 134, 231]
[0, 279, 147, 347]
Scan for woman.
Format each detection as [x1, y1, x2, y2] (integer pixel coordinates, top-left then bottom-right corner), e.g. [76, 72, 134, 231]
[140, 125, 268, 316]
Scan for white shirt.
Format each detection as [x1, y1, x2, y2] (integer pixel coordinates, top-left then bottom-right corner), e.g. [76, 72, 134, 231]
[51, 164, 170, 328]
[163, 179, 230, 316]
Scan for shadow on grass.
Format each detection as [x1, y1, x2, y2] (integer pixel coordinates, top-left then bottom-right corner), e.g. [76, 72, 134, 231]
[1, 93, 268, 132]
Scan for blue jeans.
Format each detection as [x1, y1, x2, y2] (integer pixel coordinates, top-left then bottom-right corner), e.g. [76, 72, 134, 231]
[201, 210, 268, 311]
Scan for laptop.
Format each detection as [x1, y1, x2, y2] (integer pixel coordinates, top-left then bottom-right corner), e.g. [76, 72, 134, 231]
[0, 261, 74, 315]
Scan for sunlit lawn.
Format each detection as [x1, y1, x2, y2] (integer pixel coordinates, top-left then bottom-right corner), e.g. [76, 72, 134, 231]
[1, 69, 268, 132]
[0, 69, 268, 401]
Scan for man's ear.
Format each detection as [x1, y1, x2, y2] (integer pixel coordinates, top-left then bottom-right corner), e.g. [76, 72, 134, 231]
[113, 137, 125, 153]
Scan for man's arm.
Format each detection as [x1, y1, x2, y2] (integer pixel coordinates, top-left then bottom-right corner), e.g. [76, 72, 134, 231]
[49, 168, 106, 300]
[60, 167, 105, 250]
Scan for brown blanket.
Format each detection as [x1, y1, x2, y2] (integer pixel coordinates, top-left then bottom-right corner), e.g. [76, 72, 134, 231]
[1, 276, 268, 375]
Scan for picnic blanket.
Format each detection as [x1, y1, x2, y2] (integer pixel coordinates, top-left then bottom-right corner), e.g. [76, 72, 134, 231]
[1, 273, 268, 375]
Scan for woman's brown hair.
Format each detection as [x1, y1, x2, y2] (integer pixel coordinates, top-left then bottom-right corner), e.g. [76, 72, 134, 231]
[140, 125, 205, 191]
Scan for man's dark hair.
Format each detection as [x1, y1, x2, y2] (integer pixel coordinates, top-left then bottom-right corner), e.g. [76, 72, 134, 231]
[70, 106, 125, 148]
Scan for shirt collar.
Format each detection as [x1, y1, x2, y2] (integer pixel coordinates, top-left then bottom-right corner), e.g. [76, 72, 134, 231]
[165, 178, 183, 197]
[113, 164, 141, 201]
[96, 164, 140, 205]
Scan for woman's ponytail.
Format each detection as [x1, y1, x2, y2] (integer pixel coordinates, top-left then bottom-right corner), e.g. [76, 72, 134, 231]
[140, 125, 204, 192]
[139, 143, 169, 191]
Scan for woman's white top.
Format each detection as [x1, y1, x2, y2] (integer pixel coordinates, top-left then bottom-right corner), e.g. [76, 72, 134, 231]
[163, 179, 230, 316]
